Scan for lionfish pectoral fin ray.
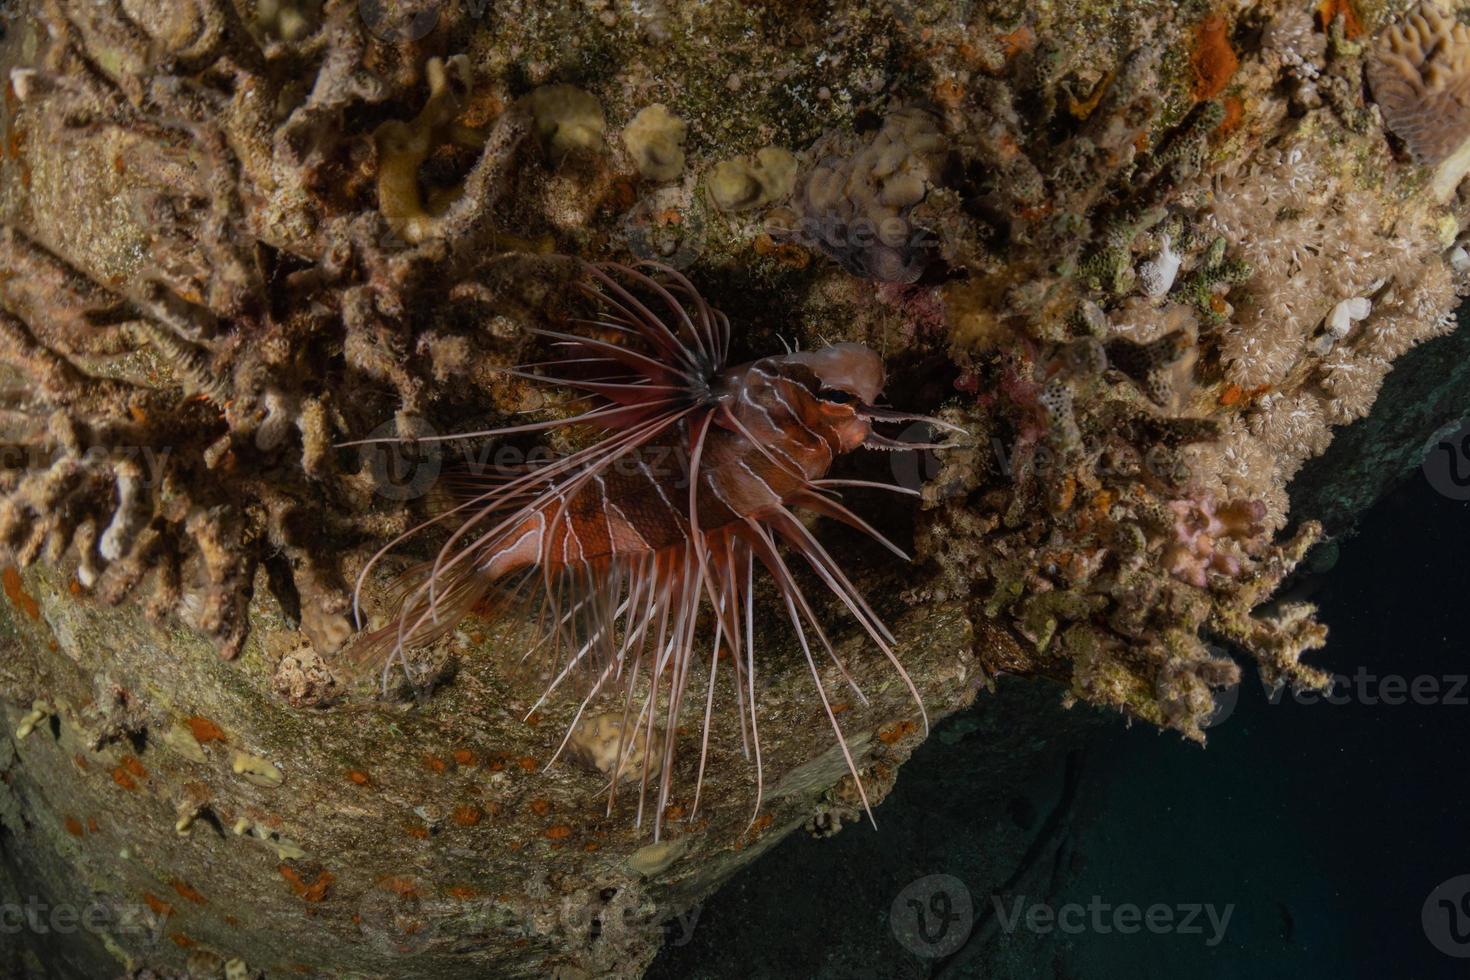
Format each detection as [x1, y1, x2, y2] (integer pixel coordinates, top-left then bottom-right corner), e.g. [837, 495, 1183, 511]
[424, 405, 699, 616]
[813, 478, 923, 497]
[862, 434, 953, 452]
[769, 508, 930, 736]
[793, 490, 911, 563]
[776, 570, 877, 830]
[859, 406, 969, 434]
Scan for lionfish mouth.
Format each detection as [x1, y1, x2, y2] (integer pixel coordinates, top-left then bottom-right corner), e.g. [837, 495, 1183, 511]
[340, 258, 965, 839]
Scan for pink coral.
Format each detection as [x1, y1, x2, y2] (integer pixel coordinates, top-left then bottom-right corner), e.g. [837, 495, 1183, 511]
[1162, 497, 1267, 588]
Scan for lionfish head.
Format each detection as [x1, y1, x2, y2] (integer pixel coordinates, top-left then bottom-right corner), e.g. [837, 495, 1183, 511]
[768, 342, 882, 451]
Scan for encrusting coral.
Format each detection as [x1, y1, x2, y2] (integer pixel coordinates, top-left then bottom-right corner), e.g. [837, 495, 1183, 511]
[622, 104, 688, 182]
[705, 146, 798, 212]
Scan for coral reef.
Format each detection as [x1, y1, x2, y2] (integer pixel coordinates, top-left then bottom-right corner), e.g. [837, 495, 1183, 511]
[0, 0, 1467, 975]
[906, 0, 1467, 742]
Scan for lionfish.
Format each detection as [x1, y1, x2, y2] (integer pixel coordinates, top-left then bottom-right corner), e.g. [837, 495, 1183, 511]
[343, 261, 954, 838]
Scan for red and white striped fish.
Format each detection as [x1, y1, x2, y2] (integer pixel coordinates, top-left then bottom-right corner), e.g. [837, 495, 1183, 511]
[343, 261, 955, 837]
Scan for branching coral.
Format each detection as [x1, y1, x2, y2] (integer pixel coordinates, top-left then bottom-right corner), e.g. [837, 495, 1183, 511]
[0, 3, 545, 662]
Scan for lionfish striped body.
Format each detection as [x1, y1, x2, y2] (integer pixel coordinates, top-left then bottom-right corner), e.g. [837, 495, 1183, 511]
[346, 261, 951, 837]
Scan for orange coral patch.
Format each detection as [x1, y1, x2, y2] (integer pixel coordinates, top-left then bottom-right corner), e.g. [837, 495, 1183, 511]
[878, 719, 917, 744]
[544, 824, 572, 840]
[86, 817, 99, 834]
[347, 769, 371, 785]
[1001, 26, 1035, 59]
[753, 234, 812, 269]
[111, 768, 137, 792]
[1190, 15, 1239, 101]
[2, 567, 39, 620]
[447, 885, 480, 900]
[1316, 0, 1362, 38]
[121, 756, 147, 780]
[423, 754, 447, 774]
[1069, 72, 1114, 120]
[186, 716, 226, 744]
[378, 876, 420, 898]
[452, 748, 476, 766]
[1221, 383, 1273, 408]
[517, 756, 537, 772]
[169, 932, 194, 949]
[529, 798, 551, 817]
[404, 822, 429, 840]
[278, 865, 333, 902]
[143, 893, 173, 917]
[451, 805, 483, 827]
[932, 77, 965, 108]
[63, 817, 83, 838]
[171, 880, 207, 905]
[1217, 95, 1245, 136]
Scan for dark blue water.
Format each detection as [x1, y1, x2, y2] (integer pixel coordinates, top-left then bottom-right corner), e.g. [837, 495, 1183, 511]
[1057, 471, 1470, 980]
[655, 468, 1470, 979]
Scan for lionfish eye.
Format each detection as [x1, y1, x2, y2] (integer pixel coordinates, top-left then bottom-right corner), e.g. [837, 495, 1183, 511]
[822, 388, 858, 405]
